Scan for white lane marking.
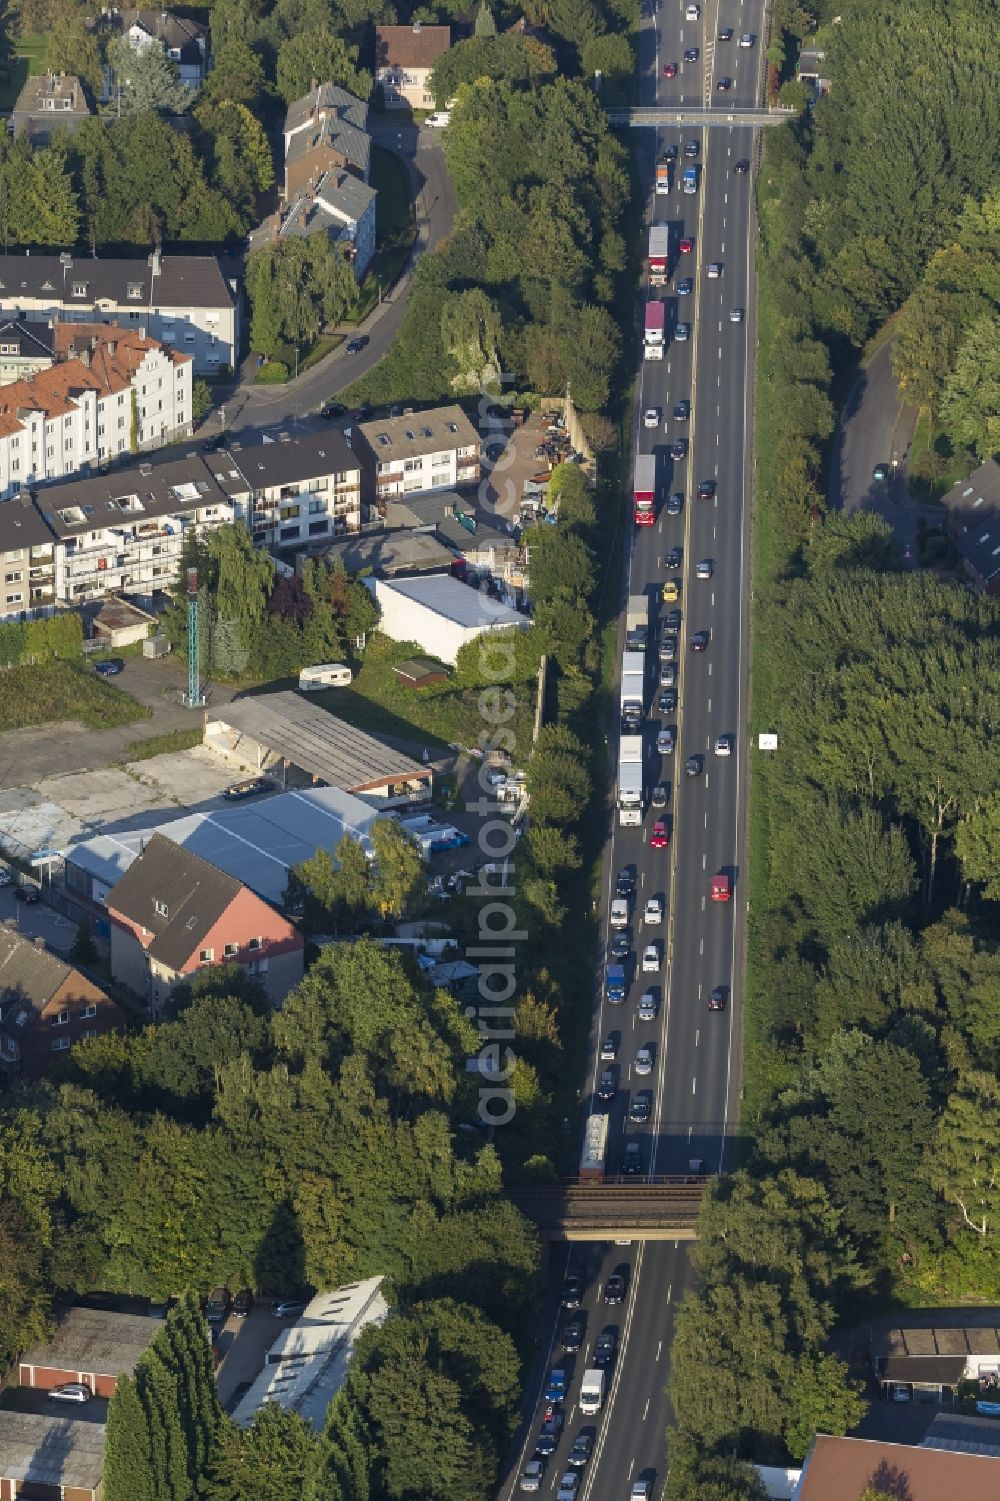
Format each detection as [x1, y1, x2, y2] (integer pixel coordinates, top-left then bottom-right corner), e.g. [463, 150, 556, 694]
[692, 1075, 697, 1094]
[643, 1398, 650, 1421]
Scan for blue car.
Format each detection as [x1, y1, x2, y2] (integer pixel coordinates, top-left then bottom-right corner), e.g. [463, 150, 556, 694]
[94, 658, 125, 676]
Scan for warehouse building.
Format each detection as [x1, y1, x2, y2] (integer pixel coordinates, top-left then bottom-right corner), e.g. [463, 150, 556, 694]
[365, 574, 528, 665]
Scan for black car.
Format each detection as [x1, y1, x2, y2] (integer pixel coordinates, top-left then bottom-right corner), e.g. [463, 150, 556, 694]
[666, 492, 684, 515]
[205, 1287, 230, 1325]
[223, 777, 275, 801]
[673, 400, 690, 421]
[697, 480, 716, 499]
[734, 159, 750, 174]
[615, 868, 635, 899]
[872, 462, 890, 481]
[201, 432, 226, 453]
[604, 1272, 627, 1305]
[14, 886, 41, 904]
[344, 336, 368, 354]
[684, 754, 703, 777]
[562, 1314, 586, 1353]
[536, 1413, 564, 1456]
[594, 1328, 618, 1366]
[665, 547, 682, 569]
[662, 143, 678, 162]
[651, 782, 669, 808]
[690, 631, 709, 652]
[683, 46, 698, 61]
[657, 689, 676, 715]
[568, 1434, 593, 1468]
[708, 986, 728, 1011]
[232, 1290, 254, 1318]
[610, 930, 631, 961]
[319, 402, 346, 420]
[716, 76, 733, 90]
[561, 1275, 583, 1310]
[597, 1068, 617, 1102]
[94, 658, 125, 676]
[718, 25, 733, 39]
[670, 439, 688, 461]
[630, 1091, 652, 1125]
[684, 139, 699, 158]
[664, 608, 681, 632]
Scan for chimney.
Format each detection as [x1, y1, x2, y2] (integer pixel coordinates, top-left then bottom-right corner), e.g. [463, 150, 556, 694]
[33, 935, 46, 949]
[148, 247, 162, 278]
[107, 339, 117, 355]
[413, 19, 421, 31]
[79, 346, 91, 368]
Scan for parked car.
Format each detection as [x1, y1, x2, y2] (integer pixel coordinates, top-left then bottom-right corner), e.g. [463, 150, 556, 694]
[233, 1289, 254, 1318]
[223, 777, 275, 801]
[205, 1287, 230, 1325]
[48, 1383, 92, 1404]
[14, 886, 40, 904]
[94, 658, 125, 676]
[271, 1298, 307, 1319]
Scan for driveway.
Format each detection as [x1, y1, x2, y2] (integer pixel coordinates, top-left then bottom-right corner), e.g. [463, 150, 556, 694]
[214, 125, 457, 435]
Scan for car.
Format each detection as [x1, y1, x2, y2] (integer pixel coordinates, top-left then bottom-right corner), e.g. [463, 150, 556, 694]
[873, 463, 889, 481]
[651, 782, 669, 808]
[684, 754, 703, 777]
[641, 945, 660, 976]
[622, 1142, 643, 1175]
[658, 666, 677, 693]
[678, 236, 694, 253]
[644, 896, 663, 923]
[562, 1275, 583, 1309]
[665, 547, 682, 570]
[666, 490, 684, 515]
[663, 61, 677, 77]
[718, 25, 733, 39]
[684, 2, 699, 17]
[670, 439, 688, 461]
[664, 607, 681, 631]
[677, 277, 693, 295]
[662, 578, 679, 602]
[48, 1383, 92, 1404]
[600, 1033, 618, 1060]
[711, 873, 732, 903]
[0, 868, 10, 886]
[610, 929, 631, 960]
[650, 820, 669, 850]
[630, 1091, 652, 1125]
[691, 630, 709, 652]
[545, 1369, 567, 1405]
[662, 143, 678, 162]
[660, 639, 677, 665]
[674, 322, 690, 341]
[536, 1413, 564, 1455]
[604, 1272, 627, 1304]
[556, 1468, 579, 1501]
[697, 479, 716, 499]
[597, 1068, 617, 1102]
[696, 558, 713, 579]
[520, 1459, 545, 1493]
[684, 138, 699, 158]
[706, 262, 723, 278]
[631, 1483, 653, 1501]
[708, 986, 728, 1011]
[223, 776, 275, 801]
[643, 406, 661, 427]
[562, 1313, 586, 1352]
[715, 734, 732, 756]
[734, 158, 750, 174]
[271, 1298, 307, 1318]
[595, 1328, 618, 1366]
[739, 32, 755, 46]
[637, 990, 658, 1021]
[94, 658, 125, 676]
[425, 110, 451, 126]
[635, 1042, 655, 1074]
[568, 1434, 593, 1467]
[716, 76, 733, 90]
[683, 46, 699, 62]
[657, 688, 676, 714]
[610, 896, 629, 927]
[615, 868, 635, 899]
[656, 729, 674, 756]
[673, 400, 690, 421]
[319, 402, 345, 420]
[344, 336, 368, 354]
[233, 1289, 254, 1318]
[205, 1287, 230, 1324]
[730, 306, 745, 323]
[14, 886, 40, 903]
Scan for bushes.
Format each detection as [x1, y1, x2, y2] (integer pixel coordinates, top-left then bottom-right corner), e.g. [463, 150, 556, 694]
[0, 611, 83, 669]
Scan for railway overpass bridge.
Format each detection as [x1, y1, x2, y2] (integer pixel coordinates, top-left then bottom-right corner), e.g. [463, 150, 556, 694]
[506, 1177, 709, 1241]
[606, 106, 794, 128]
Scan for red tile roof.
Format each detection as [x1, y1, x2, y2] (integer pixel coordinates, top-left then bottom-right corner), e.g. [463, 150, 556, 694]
[798, 1434, 1000, 1501]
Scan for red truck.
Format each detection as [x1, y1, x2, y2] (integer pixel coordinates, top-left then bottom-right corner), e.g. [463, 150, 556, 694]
[634, 453, 656, 526]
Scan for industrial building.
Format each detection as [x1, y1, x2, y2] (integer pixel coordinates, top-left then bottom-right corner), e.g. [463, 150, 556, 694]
[364, 574, 528, 665]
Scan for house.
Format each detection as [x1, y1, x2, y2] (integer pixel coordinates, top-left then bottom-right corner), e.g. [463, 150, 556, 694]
[19, 1306, 161, 1395]
[0, 322, 193, 501]
[364, 574, 528, 665]
[943, 459, 1000, 596]
[0, 250, 240, 374]
[356, 405, 480, 504]
[872, 1325, 1000, 1402]
[383, 490, 521, 587]
[106, 832, 305, 1013]
[796, 47, 831, 94]
[375, 23, 451, 111]
[0, 319, 55, 386]
[203, 428, 362, 548]
[283, 83, 371, 198]
[250, 169, 377, 279]
[793, 1433, 1000, 1501]
[11, 72, 92, 145]
[95, 7, 210, 99]
[0, 1412, 105, 1501]
[0, 924, 123, 1078]
[0, 490, 57, 621]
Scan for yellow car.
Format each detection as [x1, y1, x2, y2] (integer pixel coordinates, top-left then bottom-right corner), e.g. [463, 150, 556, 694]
[661, 579, 680, 602]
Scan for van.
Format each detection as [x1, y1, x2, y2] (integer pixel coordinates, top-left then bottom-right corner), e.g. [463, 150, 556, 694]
[298, 663, 352, 691]
[425, 111, 450, 127]
[610, 897, 629, 927]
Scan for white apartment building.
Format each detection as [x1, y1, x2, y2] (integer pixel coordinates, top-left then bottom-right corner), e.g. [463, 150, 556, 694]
[0, 324, 192, 501]
[356, 405, 480, 505]
[0, 493, 57, 621]
[204, 430, 362, 550]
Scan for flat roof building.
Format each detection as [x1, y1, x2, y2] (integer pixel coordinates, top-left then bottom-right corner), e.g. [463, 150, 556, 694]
[365, 573, 528, 665]
[944, 459, 1000, 595]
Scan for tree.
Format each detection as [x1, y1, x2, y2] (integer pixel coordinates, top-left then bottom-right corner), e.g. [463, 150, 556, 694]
[292, 834, 372, 931]
[369, 820, 424, 918]
[247, 235, 358, 358]
[786, 1353, 867, 1460]
[956, 790, 1000, 897]
[192, 379, 213, 424]
[203, 1406, 321, 1501]
[475, 1, 496, 36]
[440, 288, 502, 393]
[940, 313, 1000, 458]
[69, 920, 99, 965]
[46, 6, 103, 93]
[107, 34, 193, 115]
[926, 1073, 1000, 1246]
[525, 724, 591, 825]
[275, 28, 370, 105]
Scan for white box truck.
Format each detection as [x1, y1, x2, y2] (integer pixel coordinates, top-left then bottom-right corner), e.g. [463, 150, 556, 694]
[618, 732, 643, 826]
[579, 1367, 605, 1415]
[620, 650, 645, 729]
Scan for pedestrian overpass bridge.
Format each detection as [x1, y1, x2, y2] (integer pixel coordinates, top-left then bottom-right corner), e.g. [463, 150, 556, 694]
[606, 106, 794, 128]
[506, 1177, 709, 1241]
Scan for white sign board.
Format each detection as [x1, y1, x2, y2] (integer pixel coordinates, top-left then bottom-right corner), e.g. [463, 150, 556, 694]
[758, 733, 778, 751]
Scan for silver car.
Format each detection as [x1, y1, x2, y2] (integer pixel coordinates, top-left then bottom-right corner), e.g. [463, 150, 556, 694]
[635, 1043, 654, 1075]
[520, 1460, 544, 1493]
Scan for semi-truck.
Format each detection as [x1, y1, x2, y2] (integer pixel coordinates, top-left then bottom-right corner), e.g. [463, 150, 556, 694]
[579, 1368, 606, 1416]
[620, 650, 645, 728]
[648, 224, 670, 285]
[617, 731, 643, 826]
[580, 1111, 609, 1179]
[644, 299, 665, 360]
[626, 594, 649, 652]
[633, 453, 656, 526]
[655, 161, 670, 195]
[682, 165, 698, 195]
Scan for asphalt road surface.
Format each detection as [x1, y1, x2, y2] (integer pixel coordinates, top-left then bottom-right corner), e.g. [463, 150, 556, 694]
[501, 1, 762, 1495]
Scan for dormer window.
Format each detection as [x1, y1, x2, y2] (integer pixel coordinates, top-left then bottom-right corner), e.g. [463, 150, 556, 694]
[126, 282, 143, 300]
[154, 899, 168, 917]
[71, 282, 88, 298]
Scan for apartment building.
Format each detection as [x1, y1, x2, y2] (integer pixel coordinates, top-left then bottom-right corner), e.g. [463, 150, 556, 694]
[0, 492, 57, 621]
[0, 250, 240, 374]
[0, 320, 55, 386]
[283, 83, 370, 198]
[355, 405, 480, 504]
[375, 23, 451, 111]
[251, 169, 376, 279]
[11, 72, 93, 145]
[204, 429, 361, 549]
[0, 324, 192, 501]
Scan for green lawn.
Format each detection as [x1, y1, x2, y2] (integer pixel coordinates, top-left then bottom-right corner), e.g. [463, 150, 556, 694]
[0, 34, 46, 109]
[0, 661, 150, 733]
[348, 146, 418, 322]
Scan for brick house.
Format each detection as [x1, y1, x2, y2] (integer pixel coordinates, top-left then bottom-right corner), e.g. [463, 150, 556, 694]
[375, 23, 451, 111]
[106, 833, 304, 1013]
[0, 924, 123, 1079]
[282, 83, 371, 199]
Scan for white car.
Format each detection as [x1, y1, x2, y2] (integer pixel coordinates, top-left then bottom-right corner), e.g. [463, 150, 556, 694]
[685, 2, 699, 16]
[48, 1383, 92, 1404]
[0, 867, 11, 886]
[610, 897, 629, 927]
[706, 262, 723, 279]
[696, 559, 713, 579]
[738, 32, 754, 47]
[641, 943, 661, 974]
[715, 735, 733, 757]
[643, 407, 661, 428]
[729, 307, 745, 323]
[635, 1043, 654, 1075]
[425, 110, 451, 126]
[644, 897, 664, 924]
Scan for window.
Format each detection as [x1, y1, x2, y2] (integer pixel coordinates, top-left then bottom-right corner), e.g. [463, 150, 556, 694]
[224, 942, 238, 957]
[52, 1010, 70, 1027]
[7, 593, 23, 605]
[199, 948, 214, 963]
[248, 958, 269, 976]
[81, 1029, 98, 1041]
[248, 937, 262, 951]
[81, 1003, 97, 1019]
[127, 282, 143, 300]
[52, 1036, 71, 1052]
[154, 899, 168, 917]
[4, 571, 23, 585]
[71, 281, 88, 297]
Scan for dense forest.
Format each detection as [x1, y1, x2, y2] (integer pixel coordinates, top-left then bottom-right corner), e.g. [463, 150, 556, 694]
[665, 1, 1000, 1493]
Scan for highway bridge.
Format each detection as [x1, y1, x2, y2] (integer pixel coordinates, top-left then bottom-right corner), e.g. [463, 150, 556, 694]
[606, 105, 794, 127]
[507, 1177, 709, 1241]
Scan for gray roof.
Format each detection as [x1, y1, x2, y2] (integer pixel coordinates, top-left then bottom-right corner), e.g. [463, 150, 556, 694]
[206, 429, 357, 493]
[875, 1327, 1000, 1359]
[924, 1413, 1000, 1457]
[21, 1306, 161, 1379]
[286, 113, 371, 179]
[12, 74, 92, 141]
[284, 83, 368, 140]
[435, 513, 518, 558]
[0, 925, 79, 1038]
[122, 8, 207, 62]
[107, 831, 246, 970]
[256, 171, 376, 250]
[313, 530, 455, 577]
[34, 451, 234, 539]
[881, 1355, 966, 1385]
[385, 490, 472, 529]
[0, 491, 57, 553]
[215, 691, 429, 795]
[373, 574, 526, 631]
[359, 405, 480, 464]
[0, 253, 236, 312]
[0, 1411, 105, 1492]
[0, 318, 54, 358]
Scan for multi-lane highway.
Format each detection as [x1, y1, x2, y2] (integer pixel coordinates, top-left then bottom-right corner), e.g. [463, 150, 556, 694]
[503, 1, 763, 1496]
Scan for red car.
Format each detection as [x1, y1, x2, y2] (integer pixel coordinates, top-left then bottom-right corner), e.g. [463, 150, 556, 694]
[711, 874, 731, 903]
[679, 237, 694, 254]
[650, 821, 670, 850]
[663, 62, 677, 78]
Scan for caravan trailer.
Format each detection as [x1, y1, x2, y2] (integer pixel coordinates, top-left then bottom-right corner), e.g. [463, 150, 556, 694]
[298, 663, 353, 691]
